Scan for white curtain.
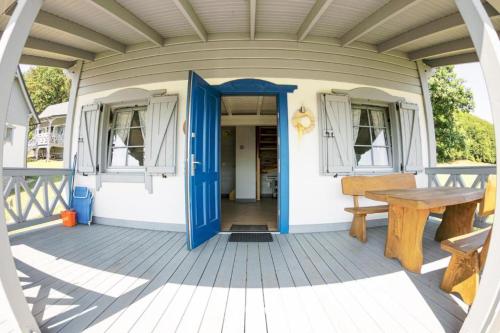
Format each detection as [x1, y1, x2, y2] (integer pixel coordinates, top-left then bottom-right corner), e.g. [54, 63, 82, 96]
[113, 111, 133, 147]
[352, 108, 361, 144]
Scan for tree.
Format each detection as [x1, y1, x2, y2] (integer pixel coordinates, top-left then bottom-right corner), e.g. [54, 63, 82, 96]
[23, 66, 70, 115]
[428, 66, 475, 162]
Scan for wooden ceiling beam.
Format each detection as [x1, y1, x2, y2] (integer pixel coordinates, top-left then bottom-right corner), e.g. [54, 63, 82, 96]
[90, 0, 164, 46]
[172, 0, 208, 42]
[378, 2, 499, 53]
[20, 55, 75, 68]
[4, 2, 126, 54]
[23, 36, 96, 61]
[423, 53, 478, 67]
[341, 0, 422, 46]
[297, 0, 335, 41]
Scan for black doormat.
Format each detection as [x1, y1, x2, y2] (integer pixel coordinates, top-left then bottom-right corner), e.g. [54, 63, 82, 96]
[229, 233, 273, 242]
[230, 224, 269, 232]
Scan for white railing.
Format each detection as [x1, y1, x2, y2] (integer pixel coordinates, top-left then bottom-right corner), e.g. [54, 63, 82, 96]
[3, 168, 72, 231]
[426, 166, 496, 189]
[28, 132, 64, 148]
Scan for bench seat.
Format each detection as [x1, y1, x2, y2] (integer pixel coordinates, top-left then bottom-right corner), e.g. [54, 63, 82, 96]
[345, 205, 389, 215]
[441, 227, 491, 255]
[440, 227, 492, 305]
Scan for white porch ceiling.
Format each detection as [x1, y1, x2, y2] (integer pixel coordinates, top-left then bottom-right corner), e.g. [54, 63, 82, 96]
[1, 0, 498, 68]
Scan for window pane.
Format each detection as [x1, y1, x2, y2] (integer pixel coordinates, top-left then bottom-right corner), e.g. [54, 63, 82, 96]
[369, 109, 385, 128]
[372, 128, 390, 146]
[114, 111, 133, 129]
[354, 146, 372, 166]
[353, 126, 371, 145]
[127, 147, 144, 166]
[128, 128, 144, 146]
[111, 129, 129, 148]
[372, 147, 391, 166]
[357, 109, 369, 126]
[110, 147, 127, 167]
[130, 110, 143, 127]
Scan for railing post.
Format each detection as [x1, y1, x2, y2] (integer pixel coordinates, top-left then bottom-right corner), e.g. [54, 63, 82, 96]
[0, 1, 43, 332]
[455, 0, 500, 332]
[63, 60, 83, 169]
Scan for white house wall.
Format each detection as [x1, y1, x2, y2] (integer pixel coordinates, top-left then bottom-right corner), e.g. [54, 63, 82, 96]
[73, 74, 428, 232]
[3, 80, 29, 168]
[71, 36, 428, 232]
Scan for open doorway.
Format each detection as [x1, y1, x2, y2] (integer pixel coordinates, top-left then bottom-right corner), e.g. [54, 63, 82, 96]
[220, 95, 278, 232]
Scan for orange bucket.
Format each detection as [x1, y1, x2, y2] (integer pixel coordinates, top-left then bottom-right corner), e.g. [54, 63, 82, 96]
[61, 210, 77, 227]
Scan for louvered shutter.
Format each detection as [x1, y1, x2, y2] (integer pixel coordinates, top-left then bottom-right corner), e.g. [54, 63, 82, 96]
[320, 94, 354, 174]
[144, 95, 178, 175]
[77, 103, 101, 174]
[399, 102, 423, 172]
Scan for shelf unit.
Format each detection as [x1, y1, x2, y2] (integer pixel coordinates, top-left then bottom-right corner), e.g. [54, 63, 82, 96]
[256, 126, 278, 200]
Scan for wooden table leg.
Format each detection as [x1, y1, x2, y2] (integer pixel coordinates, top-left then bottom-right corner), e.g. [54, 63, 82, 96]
[385, 205, 430, 273]
[435, 201, 477, 241]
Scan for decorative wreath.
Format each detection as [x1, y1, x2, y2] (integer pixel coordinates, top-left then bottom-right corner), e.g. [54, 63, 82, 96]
[292, 106, 315, 138]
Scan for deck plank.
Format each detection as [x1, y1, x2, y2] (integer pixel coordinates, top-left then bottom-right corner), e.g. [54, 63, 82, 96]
[329, 230, 463, 332]
[258, 242, 290, 333]
[153, 235, 228, 332]
[268, 236, 313, 333]
[198, 241, 237, 333]
[40, 229, 161, 331]
[222, 242, 247, 333]
[83, 234, 186, 332]
[57, 232, 179, 333]
[9, 224, 467, 333]
[245, 242, 267, 333]
[28, 228, 143, 318]
[129, 237, 219, 332]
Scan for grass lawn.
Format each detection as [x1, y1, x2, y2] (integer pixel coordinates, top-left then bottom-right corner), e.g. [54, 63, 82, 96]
[27, 159, 64, 169]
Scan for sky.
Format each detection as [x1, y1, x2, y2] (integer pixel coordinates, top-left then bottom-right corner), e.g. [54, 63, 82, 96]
[454, 62, 493, 123]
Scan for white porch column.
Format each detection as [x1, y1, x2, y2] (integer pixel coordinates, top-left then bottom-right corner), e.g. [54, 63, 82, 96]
[416, 60, 437, 167]
[455, 0, 500, 332]
[0, 1, 43, 332]
[63, 60, 83, 169]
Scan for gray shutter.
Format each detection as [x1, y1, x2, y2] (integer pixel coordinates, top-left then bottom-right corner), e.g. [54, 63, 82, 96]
[144, 95, 178, 175]
[320, 94, 354, 174]
[399, 102, 423, 173]
[77, 103, 101, 174]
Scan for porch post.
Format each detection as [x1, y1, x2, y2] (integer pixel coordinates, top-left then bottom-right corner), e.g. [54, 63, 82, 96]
[455, 0, 500, 332]
[0, 1, 43, 332]
[63, 60, 83, 169]
[416, 60, 437, 167]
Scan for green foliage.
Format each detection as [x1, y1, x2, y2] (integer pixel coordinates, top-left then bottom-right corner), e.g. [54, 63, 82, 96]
[429, 65, 495, 164]
[23, 66, 70, 115]
[455, 112, 496, 164]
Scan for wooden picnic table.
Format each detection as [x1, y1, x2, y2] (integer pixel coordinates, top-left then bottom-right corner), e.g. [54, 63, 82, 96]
[365, 187, 484, 273]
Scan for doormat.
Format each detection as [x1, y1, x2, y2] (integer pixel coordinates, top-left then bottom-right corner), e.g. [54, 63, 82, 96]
[230, 224, 269, 232]
[229, 233, 273, 242]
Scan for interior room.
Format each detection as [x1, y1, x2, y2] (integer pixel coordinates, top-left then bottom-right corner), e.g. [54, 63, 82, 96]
[220, 95, 278, 232]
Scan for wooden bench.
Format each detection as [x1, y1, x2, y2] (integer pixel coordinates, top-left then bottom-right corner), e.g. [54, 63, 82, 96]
[440, 175, 495, 305]
[341, 173, 416, 242]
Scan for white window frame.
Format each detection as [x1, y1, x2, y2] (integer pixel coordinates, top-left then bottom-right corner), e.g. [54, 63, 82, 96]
[105, 104, 147, 172]
[350, 100, 397, 174]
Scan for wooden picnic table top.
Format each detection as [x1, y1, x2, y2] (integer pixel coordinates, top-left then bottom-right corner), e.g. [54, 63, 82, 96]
[365, 187, 484, 210]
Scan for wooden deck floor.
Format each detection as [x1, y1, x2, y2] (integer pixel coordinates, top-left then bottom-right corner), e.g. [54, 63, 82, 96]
[8, 223, 468, 333]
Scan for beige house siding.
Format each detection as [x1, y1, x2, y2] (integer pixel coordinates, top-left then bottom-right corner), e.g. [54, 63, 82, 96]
[78, 39, 420, 95]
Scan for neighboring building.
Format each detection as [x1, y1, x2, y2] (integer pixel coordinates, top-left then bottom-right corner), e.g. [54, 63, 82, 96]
[3, 67, 38, 168]
[28, 102, 67, 161]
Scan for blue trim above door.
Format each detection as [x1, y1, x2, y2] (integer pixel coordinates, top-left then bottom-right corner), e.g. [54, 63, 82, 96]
[215, 79, 297, 234]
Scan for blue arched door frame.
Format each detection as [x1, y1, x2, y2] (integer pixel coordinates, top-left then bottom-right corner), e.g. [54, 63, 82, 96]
[214, 79, 297, 233]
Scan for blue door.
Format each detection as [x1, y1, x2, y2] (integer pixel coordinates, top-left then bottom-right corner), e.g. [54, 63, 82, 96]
[186, 71, 221, 250]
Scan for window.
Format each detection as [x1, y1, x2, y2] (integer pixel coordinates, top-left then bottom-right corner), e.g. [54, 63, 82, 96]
[352, 104, 392, 168]
[4, 126, 13, 143]
[107, 106, 146, 168]
[319, 93, 422, 175]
